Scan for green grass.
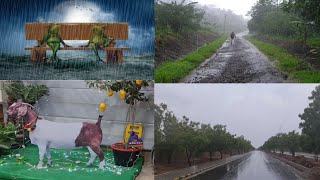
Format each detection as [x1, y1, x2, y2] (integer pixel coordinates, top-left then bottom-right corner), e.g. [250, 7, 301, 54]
[246, 36, 320, 83]
[262, 34, 320, 49]
[307, 37, 320, 48]
[155, 35, 227, 83]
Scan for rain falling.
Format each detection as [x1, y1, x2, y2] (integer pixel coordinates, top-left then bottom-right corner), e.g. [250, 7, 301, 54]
[0, 0, 154, 80]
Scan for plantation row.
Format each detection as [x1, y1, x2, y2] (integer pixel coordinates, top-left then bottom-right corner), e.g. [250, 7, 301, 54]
[155, 103, 254, 166]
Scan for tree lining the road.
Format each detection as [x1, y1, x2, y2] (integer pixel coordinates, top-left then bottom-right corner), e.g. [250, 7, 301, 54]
[155, 103, 254, 166]
[261, 85, 320, 161]
[155, 0, 205, 35]
[260, 131, 302, 157]
[299, 85, 320, 161]
[248, 0, 320, 47]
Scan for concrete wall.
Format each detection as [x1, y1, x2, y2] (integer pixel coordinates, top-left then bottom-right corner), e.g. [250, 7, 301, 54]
[24, 80, 154, 150]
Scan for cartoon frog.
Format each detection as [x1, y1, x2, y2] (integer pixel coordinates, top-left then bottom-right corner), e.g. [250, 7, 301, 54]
[39, 24, 70, 62]
[83, 26, 114, 62]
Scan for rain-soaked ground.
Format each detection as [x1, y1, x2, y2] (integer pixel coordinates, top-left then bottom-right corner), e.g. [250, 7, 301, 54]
[182, 32, 286, 83]
[190, 151, 303, 180]
[0, 52, 153, 80]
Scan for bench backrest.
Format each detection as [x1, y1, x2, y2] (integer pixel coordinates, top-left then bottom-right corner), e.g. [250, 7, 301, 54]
[25, 23, 128, 41]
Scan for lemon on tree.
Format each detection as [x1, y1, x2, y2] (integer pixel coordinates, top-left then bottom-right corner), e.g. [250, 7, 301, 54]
[120, 90, 126, 99]
[100, 102, 106, 112]
[135, 80, 143, 86]
[108, 89, 114, 97]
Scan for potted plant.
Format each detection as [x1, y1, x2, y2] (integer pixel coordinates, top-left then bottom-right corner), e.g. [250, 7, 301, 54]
[3, 81, 49, 106]
[0, 122, 16, 156]
[87, 80, 150, 167]
[2, 81, 49, 147]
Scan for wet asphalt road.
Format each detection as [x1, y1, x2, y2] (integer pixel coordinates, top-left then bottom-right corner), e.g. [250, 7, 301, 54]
[191, 151, 303, 180]
[182, 32, 286, 83]
[155, 154, 247, 180]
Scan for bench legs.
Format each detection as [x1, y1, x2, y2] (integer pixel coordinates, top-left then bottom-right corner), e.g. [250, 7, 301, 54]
[117, 50, 123, 64]
[106, 50, 123, 64]
[31, 49, 46, 63]
[29, 49, 124, 64]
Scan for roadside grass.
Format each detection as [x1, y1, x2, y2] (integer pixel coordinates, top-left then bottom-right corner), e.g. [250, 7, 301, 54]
[307, 37, 320, 48]
[246, 36, 320, 83]
[263, 34, 320, 49]
[155, 35, 227, 83]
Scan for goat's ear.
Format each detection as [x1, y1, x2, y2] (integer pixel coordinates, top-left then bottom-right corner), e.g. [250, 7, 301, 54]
[17, 105, 28, 117]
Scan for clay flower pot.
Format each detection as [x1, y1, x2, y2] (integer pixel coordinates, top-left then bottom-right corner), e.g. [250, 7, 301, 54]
[111, 142, 142, 167]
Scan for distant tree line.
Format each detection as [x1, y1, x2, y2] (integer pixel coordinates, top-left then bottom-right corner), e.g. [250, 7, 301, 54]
[260, 85, 320, 161]
[248, 0, 320, 43]
[155, 103, 254, 166]
[155, 0, 248, 36]
[259, 131, 308, 157]
[201, 5, 248, 34]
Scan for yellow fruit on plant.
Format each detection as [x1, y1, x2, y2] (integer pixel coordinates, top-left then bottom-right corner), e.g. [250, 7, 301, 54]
[99, 102, 106, 112]
[120, 90, 126, 99]
[135, 80, 143, 85]
[108, 89, 114, 97]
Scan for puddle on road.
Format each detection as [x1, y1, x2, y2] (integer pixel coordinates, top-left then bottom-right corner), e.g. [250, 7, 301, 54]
[217, 52, 234, 58]
[190, 151, 301, 180]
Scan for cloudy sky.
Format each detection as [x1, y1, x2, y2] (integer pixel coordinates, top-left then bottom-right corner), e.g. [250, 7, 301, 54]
[155, 84, 318, 148]
[196, 0, 257, 17]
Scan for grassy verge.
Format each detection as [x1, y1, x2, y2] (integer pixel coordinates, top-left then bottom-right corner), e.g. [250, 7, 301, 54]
[155, 35, 227, 83]
[307, 37, 320, 48]
[246, 36, 320, 83]
[261, 34, 320, 48]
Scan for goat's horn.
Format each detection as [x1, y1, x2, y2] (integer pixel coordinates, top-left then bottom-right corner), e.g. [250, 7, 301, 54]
[22, 103, 35, 109]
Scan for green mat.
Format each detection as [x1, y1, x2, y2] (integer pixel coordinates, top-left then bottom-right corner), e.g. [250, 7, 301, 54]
[0, 145, 143, 180]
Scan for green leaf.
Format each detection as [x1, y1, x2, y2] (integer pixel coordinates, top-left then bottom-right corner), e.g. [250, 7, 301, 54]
[0, 143, 10, 149]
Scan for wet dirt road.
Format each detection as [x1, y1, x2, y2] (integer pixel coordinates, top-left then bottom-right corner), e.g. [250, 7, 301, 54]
[182, 32, 286, 83]
[191, 151, 304, 180]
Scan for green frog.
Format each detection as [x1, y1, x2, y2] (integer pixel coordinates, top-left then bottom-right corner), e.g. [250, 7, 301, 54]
[39, 24, 70, 62]
[83, 26, 114, 62]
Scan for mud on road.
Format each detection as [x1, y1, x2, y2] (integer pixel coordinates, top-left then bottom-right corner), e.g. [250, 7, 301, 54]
[181, 32, 287, 83]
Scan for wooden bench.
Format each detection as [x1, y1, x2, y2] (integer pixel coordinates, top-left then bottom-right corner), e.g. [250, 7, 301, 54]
[25, 23, 130, 64]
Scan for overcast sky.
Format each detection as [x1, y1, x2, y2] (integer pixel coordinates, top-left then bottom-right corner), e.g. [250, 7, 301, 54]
[196, 0, 257, 17]
[155, 84, 318, 148]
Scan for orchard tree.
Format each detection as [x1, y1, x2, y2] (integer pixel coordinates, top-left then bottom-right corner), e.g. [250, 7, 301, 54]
[201, 123, 217, 161]
[285, 131, 300, 157]
[178, 116, 208, 166]
[212, 125, 230, 159]
[154, 103, 180, 164]
[154, 103, 253, 166]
